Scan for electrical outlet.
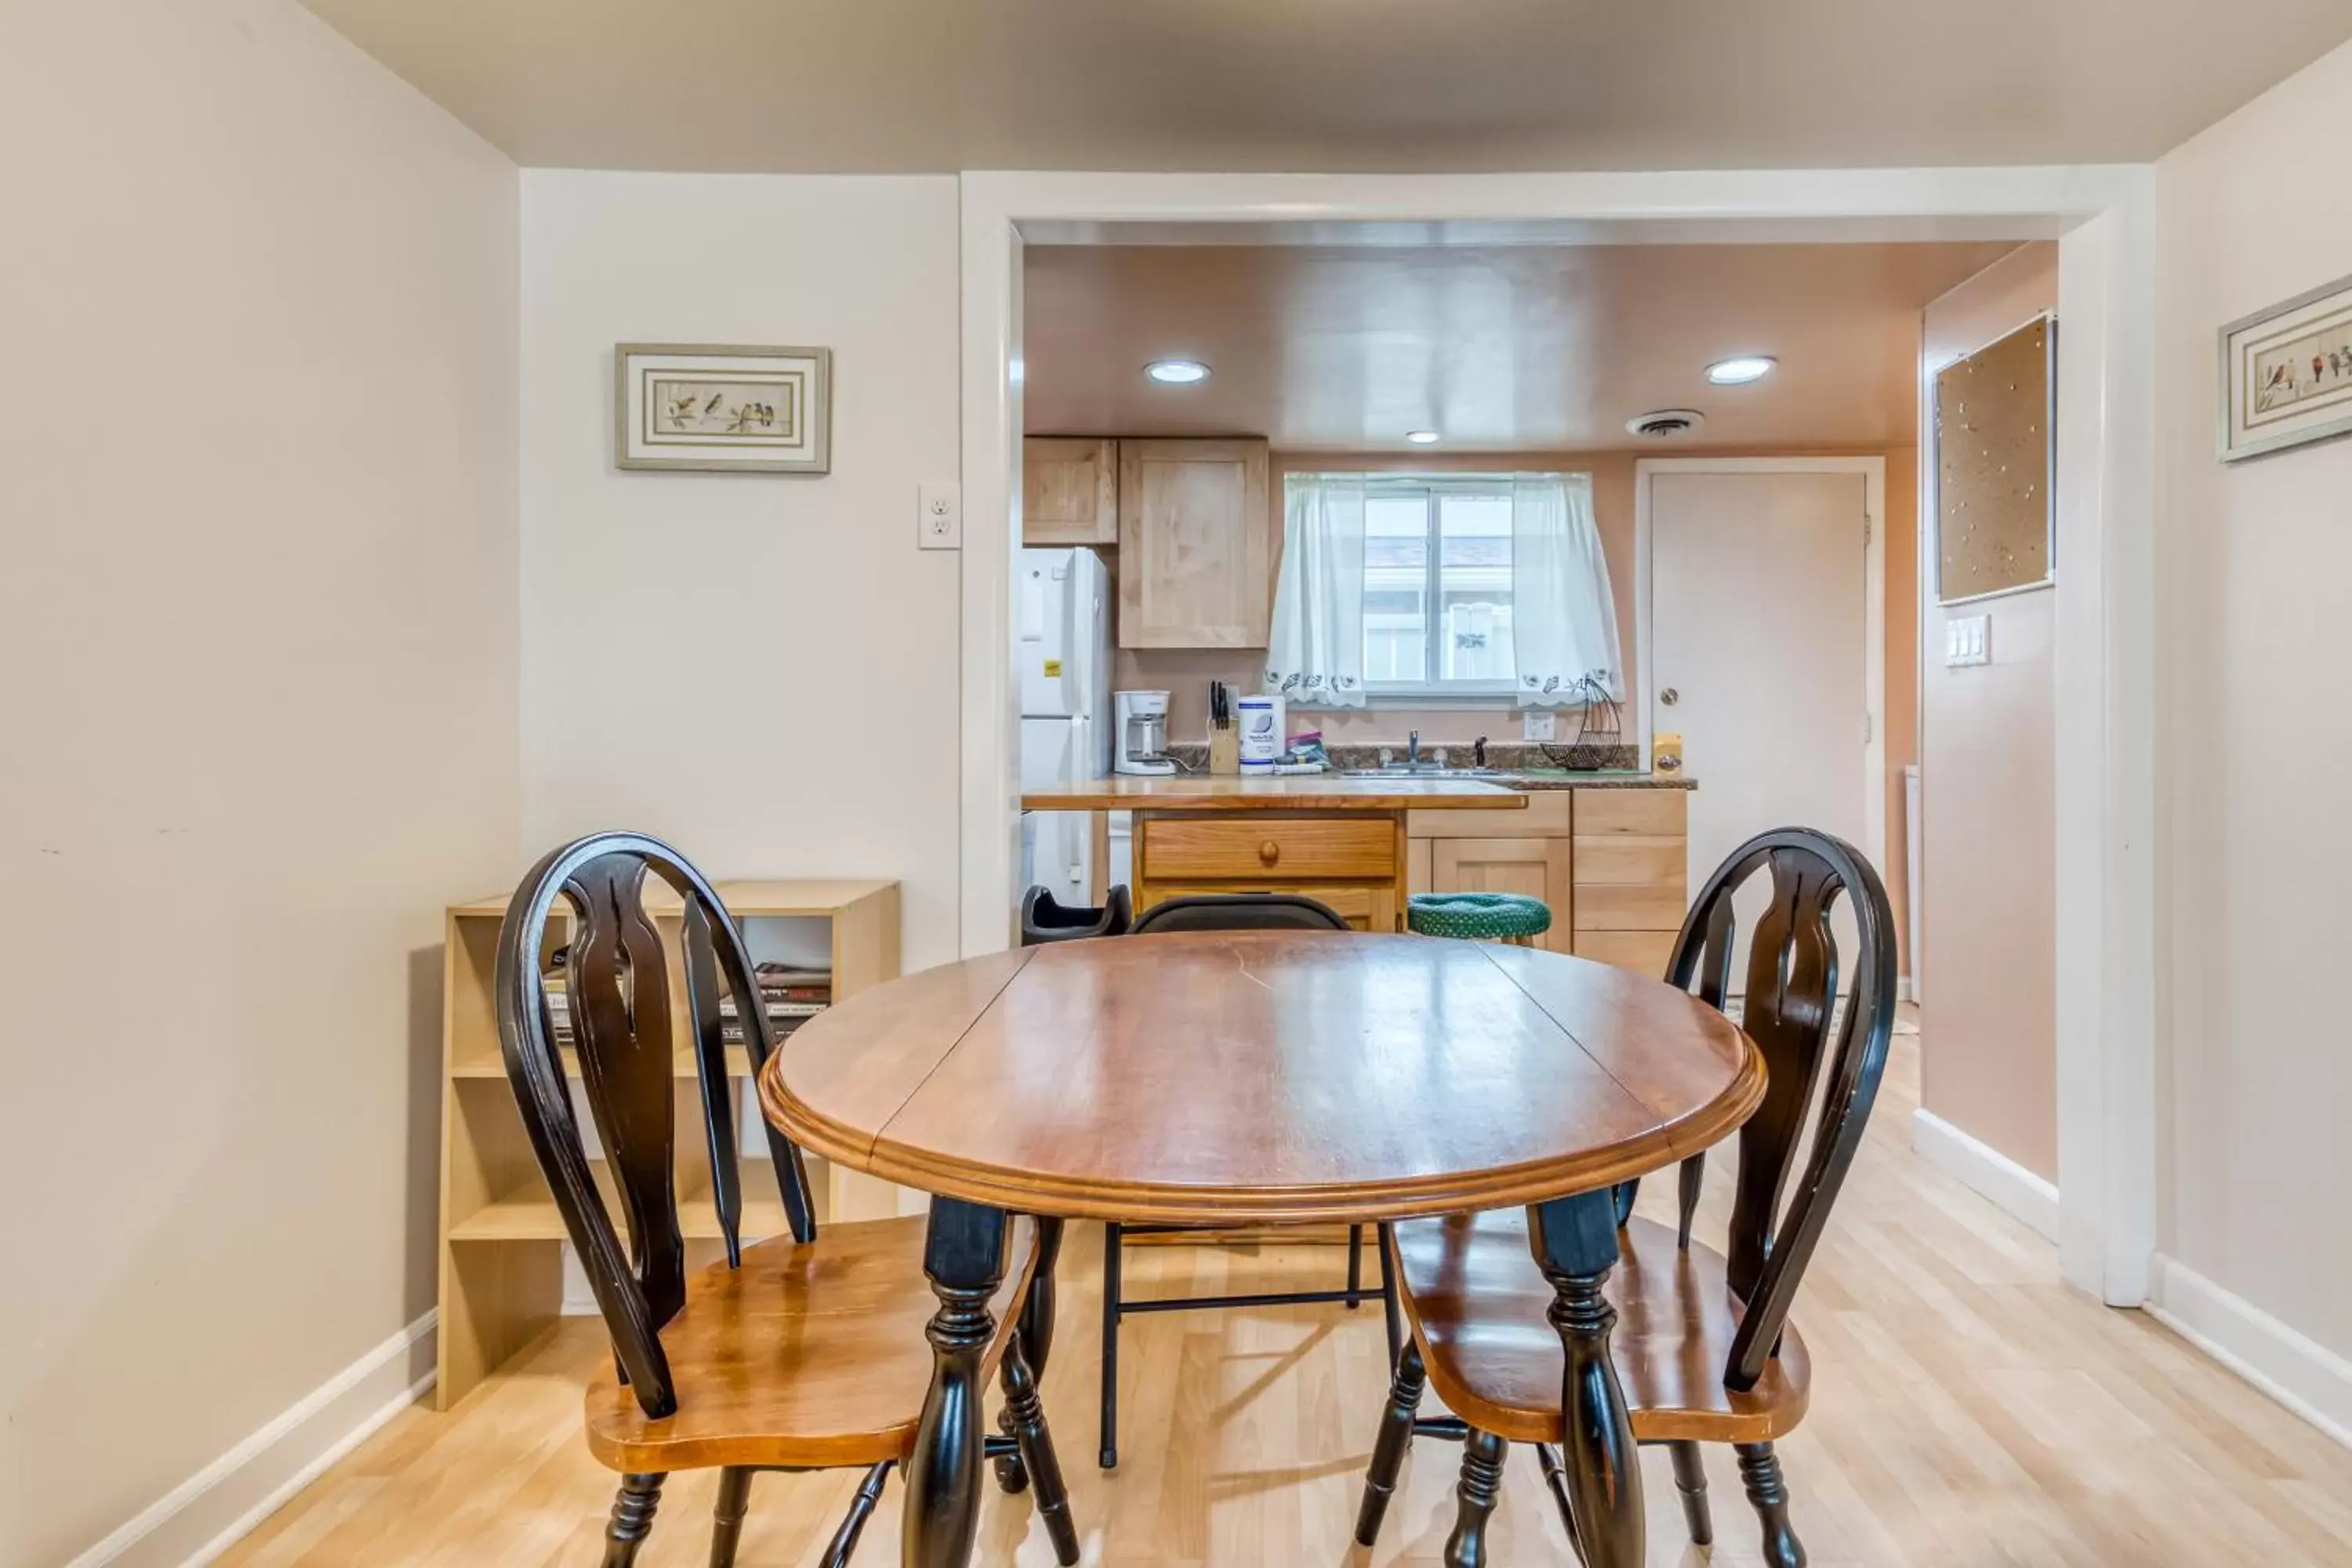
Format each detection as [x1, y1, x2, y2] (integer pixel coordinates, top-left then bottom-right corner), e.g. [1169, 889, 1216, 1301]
[1522, 710, 1558, 742]
[918, 481, 961, 550]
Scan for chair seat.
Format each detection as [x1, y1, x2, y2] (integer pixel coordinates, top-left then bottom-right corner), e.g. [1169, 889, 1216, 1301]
[1407, 891, 1553, 940]
[585, 1214, 1036, 1473]
[1391, 1211, 1809, 1446]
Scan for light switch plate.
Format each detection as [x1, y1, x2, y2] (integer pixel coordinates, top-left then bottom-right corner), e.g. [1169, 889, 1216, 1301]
[1945, 614, 1991, 667]
[1522, 710, 1558, 742]
[918, 481, 961, 550]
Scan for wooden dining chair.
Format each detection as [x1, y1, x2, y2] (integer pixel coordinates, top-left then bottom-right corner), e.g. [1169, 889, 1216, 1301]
[1092, 893, 1403, 1469]
[497, 832, 1080, 1567]
[1353, 827, 1896, 1568]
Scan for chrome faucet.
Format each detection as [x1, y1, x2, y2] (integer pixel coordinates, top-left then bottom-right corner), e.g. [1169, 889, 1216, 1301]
[1406, 730, 1421, 768]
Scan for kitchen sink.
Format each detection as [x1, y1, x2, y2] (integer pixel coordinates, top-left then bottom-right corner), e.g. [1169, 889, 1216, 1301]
[1340, 766, 1510, 779]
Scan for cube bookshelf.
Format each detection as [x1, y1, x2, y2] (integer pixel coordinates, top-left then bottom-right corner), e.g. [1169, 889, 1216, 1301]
[434, 878, 900, 1409]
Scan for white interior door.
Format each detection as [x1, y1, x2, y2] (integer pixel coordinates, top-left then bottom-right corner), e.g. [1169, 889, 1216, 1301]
[1650, 470, 1870, 979]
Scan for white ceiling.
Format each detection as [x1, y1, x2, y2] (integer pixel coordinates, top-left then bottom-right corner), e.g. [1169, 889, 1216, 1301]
[299, 0, 2352, 173]
[1022, 241, 2024, 451]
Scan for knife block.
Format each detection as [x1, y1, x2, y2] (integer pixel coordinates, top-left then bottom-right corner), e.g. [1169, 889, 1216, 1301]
[1208, 726, 1240, 775]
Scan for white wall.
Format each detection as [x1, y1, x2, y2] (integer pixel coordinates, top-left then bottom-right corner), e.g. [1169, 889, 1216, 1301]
[521, 173, 963, 971]
[2155, 38, 2352, 1385]
[0, 1, 520, 1563]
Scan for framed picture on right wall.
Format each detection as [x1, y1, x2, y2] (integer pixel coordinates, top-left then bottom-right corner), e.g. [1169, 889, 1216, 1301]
[2220, 270, 2352, 462]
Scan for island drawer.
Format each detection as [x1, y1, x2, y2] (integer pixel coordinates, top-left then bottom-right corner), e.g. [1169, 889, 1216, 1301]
[1141, 816, 1396, 881]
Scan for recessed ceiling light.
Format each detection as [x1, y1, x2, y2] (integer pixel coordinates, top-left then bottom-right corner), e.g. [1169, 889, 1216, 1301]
[1406, 430, 1442, 445]
[1706, 355, 1777, 386]
[1144, 358, 1210, 384]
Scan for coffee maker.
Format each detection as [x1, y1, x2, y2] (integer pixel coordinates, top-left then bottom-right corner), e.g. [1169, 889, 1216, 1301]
[1113, 690, 1176, 775]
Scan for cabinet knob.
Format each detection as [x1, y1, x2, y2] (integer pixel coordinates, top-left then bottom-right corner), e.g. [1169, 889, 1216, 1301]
[1258, 840, 1281, 866]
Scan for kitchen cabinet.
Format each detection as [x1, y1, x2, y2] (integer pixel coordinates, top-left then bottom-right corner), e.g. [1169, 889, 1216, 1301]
[1117, 437, 1272, 648]
[1022, 437, 1118, 546]
[1409, 793, 1576, 953]
[1570, 789, 1689, 975]
[1407, 787, 1691, 971]
[1136, 811, 1404, 932]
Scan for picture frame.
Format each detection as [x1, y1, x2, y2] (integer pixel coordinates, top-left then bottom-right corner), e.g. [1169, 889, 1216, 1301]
[614, 343, 832, 474]
[1933, 312, 2056, 606]
[2220, 271, 2352, 463]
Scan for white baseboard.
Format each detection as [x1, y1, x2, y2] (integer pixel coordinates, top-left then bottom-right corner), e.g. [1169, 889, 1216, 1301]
[2148, 1256, 2352, 1450]
[1909, 1108, 2061, 1241]
[66, 1312, 437, 1568]
[1899, 975, 1915, 1003]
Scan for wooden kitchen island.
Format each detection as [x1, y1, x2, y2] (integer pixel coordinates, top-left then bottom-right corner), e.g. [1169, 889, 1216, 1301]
[1020, 775, 1525, 932]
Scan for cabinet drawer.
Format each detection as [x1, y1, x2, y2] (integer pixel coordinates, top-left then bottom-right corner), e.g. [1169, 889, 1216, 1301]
[1571, 881, 1688, 932]
[1573, 930, 1680, 977]
[1142, 817, 1395, 881]
[1572, 790, 1686, 836]
[1570, 836, 1685, 887]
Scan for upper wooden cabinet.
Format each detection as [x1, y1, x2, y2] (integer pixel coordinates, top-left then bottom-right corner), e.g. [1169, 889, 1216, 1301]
[1116, 437, 1273, 648]
[1022, 437, 1119, 546]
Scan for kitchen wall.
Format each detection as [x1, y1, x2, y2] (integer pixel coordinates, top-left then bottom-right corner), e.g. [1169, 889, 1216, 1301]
[1114, 441, 1920, 970]
[2154, 36, 2352, 1392]
[520, 172, 963, 973]
[1917, 242, 2061, 1181]
[0, 1, 521, 1562]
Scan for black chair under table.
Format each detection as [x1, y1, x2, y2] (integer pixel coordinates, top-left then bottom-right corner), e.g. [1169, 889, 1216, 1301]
[1087, 892, 1403, 1469]
[1353, 827, 1897, 1568]
[499, 833, 1080, 1566]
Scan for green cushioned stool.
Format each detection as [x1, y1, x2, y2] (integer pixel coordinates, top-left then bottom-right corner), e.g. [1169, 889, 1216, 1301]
[1407, 891, 1553, 946]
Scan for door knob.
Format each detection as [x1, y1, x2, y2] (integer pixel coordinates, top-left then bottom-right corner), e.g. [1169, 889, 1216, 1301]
[1660, 687, 1680, 706]
[1258, 840, 1281, 866]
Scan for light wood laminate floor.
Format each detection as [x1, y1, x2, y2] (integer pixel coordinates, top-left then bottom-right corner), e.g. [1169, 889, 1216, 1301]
[223, 1026, 2352, 1566]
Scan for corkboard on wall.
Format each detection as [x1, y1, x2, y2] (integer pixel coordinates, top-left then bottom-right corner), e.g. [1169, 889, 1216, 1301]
[1935, 315, 2053, 603]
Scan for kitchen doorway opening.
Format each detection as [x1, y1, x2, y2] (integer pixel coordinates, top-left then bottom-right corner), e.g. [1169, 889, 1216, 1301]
[956, 169, 2156, 1312]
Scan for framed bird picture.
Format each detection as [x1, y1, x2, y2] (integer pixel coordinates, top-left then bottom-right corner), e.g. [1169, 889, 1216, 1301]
[2220, 271, 2352, 463]
[615, 343, 832, 473]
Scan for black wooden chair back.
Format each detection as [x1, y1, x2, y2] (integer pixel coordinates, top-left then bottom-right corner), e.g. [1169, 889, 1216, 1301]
[1021, 884, 1134, 945]
[1129, 892, 1350, 935]
[1664, 827, 1896, 1392]
[495, 832, 817, 1420]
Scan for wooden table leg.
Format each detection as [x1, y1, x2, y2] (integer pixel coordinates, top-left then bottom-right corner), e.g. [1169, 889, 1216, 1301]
[906, 1198, 1011, 1568]
[995, 1216, 1065, 1493]
[1526, 1190, 1645, 1568]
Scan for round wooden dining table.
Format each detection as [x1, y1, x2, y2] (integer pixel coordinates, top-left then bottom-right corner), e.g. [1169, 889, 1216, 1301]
[759, 928, 1764, 1568]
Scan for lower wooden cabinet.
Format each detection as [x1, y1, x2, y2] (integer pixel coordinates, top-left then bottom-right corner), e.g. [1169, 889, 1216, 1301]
[1406, 787, 1692, 974]
[1570, 789, 1688, 976]
[1426, 837, 1574, 953]
[1134, 809, 1406, 931]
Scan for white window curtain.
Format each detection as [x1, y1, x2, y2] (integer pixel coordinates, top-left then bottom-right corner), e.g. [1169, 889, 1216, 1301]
[1511, 473, 1623, 706]
[1265, 474, 1369, 707]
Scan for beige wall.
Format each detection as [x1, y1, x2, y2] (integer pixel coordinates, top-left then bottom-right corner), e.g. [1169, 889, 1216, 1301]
[520, 172, 964, 973]
[1917, 243, 2060, 1178]
[2157, 38, 2352, 1362]
[1117, 441, 1919, 969]
[0, 1, 521, 1562]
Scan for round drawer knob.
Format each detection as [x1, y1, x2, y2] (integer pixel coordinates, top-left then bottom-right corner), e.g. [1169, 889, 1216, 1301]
[1258, 840, 1281, 866]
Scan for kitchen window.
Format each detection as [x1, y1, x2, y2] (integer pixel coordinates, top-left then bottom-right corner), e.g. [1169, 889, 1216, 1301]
[1266, 470, 1621, 710]
[1363, 484, 1519, 697]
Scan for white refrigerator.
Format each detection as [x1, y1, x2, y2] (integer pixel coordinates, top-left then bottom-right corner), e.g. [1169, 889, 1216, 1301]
[1018, 547, 1112, 906]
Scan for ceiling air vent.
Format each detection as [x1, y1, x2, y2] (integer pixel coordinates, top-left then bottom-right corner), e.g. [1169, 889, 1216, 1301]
[1626, 408, 1706, 439]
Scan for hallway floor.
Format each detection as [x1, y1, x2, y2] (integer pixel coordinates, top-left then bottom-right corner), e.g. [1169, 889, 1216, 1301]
[223, 1027, 2352, 1566]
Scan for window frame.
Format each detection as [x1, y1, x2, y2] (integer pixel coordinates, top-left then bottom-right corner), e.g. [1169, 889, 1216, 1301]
[1356, 474, 1523, 705]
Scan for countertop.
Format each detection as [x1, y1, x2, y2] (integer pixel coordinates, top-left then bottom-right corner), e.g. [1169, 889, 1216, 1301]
[1019, 775, 1530, 812]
